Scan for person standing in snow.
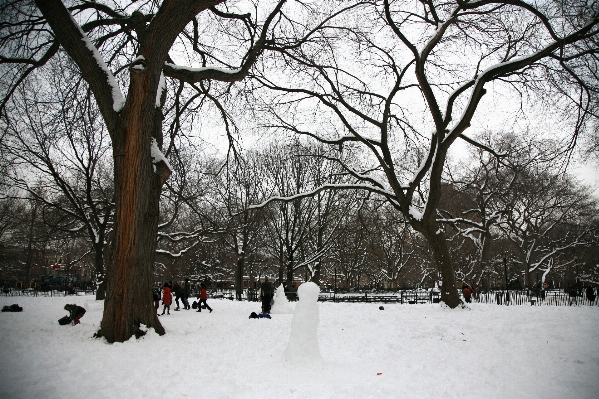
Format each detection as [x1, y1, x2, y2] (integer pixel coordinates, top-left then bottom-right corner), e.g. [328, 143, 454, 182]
[182, 278, 191, 310]
[586, 285, 596, 303]
[259, 277, 274, 313]
[161, 282, 172, 315]
[172, 281, 185, 310]
[462, 284, 473, 303]
[196, 283, 213, 313]
[153, 284, 161, 315]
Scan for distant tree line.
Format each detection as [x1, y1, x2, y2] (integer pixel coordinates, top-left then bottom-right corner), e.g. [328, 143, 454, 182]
[2, 127, 597, 296]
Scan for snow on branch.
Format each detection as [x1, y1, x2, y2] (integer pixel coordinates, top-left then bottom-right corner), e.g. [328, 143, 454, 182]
[150, 138, 172, 185]
[409, 205, 423, 221]
[77, 25, 125, 112]
[163, 63, 244, 83]
[157, 230, 213, 243]
[443, 17, 599, 145]
[247, 183, 397, 210]
[156, 72, 165, 108]
[155, 247, 195, 259]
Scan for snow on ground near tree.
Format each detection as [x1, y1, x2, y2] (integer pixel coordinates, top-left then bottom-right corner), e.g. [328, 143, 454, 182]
[1, 295, 598, 399]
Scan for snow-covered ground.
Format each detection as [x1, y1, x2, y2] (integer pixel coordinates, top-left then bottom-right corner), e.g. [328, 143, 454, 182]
[1, 294, 597, 399]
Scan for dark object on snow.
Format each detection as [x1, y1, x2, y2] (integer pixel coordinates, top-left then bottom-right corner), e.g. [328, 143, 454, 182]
[249, 311, 271, 319]
[192, 300, 198, 309]
[58, 315, 72, 325]
[379, 306, 384, 310]
[1, 304, 23, 312]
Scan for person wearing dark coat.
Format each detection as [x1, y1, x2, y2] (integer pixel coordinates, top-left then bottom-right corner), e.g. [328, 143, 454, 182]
[172, 281, 185, 310]
[182, 279, 191, 310]
[259, 277, 274, 313]
[152, 285, 161, 315]
[586, 286, 596, 303]
[64, 304, 86, 325]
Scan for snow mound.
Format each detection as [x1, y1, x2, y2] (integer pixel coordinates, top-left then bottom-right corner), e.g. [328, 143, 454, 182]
[270, 284, 293, 314]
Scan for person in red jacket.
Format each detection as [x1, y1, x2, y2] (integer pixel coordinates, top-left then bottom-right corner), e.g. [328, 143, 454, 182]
[161, 282, 172, 315]
[196, 283, 213, 313]
[462, 283, 473, 303]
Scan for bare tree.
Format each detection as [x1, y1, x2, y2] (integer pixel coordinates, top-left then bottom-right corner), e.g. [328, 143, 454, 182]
[210, 152, 269, 301]
[253, 0, 599, 307]
[258, 140, 319, 286]
[2, 61, 114, 298]
[362, 201, 420, 289]
[1, 0, 295, 342]
[439, 135, 508, 290]
[495, 144, 597, 288]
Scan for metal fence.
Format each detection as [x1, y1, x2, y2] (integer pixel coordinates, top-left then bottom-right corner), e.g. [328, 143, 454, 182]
[317, 288, 599, 306]
[2, 285, 597, 307]
[0, 285, 96, 297]
[474, 289, 598, 306]
[318, 290, 441, 304]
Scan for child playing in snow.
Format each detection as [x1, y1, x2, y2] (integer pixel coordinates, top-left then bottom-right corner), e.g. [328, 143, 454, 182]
[64, 304, 86, 325]
[161, 282, 172, 315]
[196, 283, 213, 313]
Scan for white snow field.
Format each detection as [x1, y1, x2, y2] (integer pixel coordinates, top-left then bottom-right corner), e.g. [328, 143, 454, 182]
[0, 294, 598, 399]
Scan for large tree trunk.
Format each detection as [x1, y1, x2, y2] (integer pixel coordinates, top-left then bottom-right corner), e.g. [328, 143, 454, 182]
[96, 72, 165, 342]
[421, 227, 462, 308]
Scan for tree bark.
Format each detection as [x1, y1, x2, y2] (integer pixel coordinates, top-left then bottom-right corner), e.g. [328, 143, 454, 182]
[421, 226, 462, 308]
[97, 69, 166, 341]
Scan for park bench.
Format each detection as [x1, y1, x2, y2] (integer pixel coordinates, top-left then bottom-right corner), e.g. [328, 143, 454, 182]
[211, 291, 234, 300]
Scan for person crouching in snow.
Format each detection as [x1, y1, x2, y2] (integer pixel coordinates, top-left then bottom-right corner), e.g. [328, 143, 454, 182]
[64, 304, 86, 325]
[161, 282, 172, 315]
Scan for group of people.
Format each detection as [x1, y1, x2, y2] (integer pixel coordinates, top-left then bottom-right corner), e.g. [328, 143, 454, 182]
[153, 279, 212, 316]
